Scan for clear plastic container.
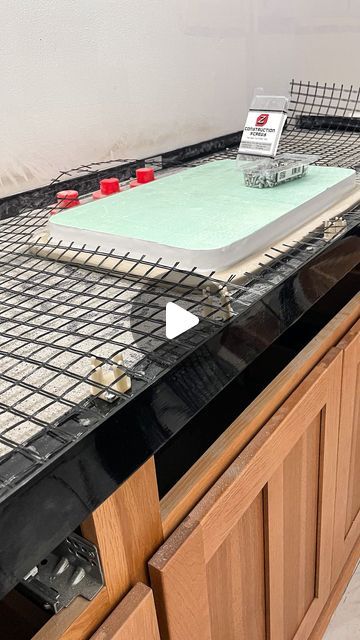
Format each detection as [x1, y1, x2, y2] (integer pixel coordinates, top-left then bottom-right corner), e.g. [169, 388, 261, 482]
[238, 153, 319, 189]
[249, 93, 290, 113]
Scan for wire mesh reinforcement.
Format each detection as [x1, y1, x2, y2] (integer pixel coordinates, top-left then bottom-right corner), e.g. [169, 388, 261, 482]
[0, 79, 359, 494]
[0, 198, 252, 490]
[279, 80, 360, 173]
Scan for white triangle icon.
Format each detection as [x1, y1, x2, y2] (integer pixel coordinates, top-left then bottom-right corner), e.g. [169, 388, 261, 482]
[165, 302, 199, 339]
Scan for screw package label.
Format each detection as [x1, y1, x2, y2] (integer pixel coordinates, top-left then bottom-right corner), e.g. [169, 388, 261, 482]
[276, 165, 305, 184]
[239, 110, 287, 157]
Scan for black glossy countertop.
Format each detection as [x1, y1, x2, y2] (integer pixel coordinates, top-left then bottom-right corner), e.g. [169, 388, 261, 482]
[0, 215, 358, 599]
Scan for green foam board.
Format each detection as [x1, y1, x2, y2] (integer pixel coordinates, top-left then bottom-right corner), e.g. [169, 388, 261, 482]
[49, 160, 355, 270]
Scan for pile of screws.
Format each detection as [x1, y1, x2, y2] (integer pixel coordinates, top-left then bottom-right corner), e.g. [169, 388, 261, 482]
[243, 160, 308, 189]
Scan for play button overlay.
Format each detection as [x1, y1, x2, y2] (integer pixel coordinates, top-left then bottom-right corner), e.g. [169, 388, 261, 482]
[165, 302, 199, 339]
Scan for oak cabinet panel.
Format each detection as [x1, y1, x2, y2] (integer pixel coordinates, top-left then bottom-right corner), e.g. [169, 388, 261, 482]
[90, 583, 160, 640]
[332, 321, 360, 583]
[150, 350, 342, 640]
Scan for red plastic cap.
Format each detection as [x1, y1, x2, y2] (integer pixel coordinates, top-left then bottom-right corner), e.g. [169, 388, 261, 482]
[57, 190, 79, 201]
[100, 177, 120, 195]
[136, 167, 155, 184]
[56, 190, 80, 209]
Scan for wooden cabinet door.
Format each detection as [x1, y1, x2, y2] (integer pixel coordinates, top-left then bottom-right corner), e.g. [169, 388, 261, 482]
[90, 583, 160, 640]
[150, 349, 343, 640]
[332, 320, 360, 583]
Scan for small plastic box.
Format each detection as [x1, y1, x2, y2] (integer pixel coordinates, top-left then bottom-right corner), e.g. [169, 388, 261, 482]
[238, 153, 319, 189]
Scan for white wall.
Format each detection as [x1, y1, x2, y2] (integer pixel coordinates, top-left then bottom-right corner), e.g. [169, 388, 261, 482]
[250, 0, 360, 94]
[1, 0, 360, 197]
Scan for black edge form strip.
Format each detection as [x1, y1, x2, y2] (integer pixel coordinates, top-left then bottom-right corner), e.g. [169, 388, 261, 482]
[298, 115, 360, 133]
[0, 132, 241, 221]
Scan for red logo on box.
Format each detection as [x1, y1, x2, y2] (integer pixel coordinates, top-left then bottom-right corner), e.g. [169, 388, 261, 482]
[256, 113, 269, 127]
